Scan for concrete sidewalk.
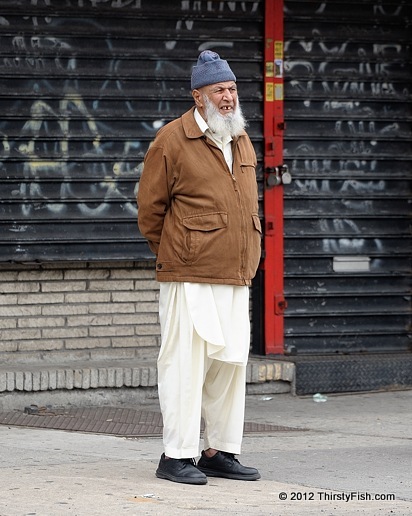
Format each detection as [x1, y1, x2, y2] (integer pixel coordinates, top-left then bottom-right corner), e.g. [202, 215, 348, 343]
[0, 389, 411, 516]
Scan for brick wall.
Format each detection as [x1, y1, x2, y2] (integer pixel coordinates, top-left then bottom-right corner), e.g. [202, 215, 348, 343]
[0, 261, 160, 366]
[0, 262, 295, 403]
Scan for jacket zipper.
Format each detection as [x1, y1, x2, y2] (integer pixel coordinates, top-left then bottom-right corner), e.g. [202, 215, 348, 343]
[208, 138, 248, 284]
[231, 160, 247, 284]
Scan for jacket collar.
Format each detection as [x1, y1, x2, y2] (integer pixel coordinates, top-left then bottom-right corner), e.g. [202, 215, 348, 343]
[182, 107, 205, 139]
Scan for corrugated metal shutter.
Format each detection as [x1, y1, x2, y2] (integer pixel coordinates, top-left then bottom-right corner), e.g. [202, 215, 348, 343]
[0, 0, 263, 262]
[283, 1, 412, 353]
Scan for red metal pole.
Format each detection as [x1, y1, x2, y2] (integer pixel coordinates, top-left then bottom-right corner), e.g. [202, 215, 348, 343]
[263, 0, 286, 355]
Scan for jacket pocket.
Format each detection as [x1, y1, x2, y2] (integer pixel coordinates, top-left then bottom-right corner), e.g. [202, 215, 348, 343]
[181, 211, 228, 263]
[240, 162, 256, 173]
[252, 214, 262, 233]
[250, 214, 263, 274]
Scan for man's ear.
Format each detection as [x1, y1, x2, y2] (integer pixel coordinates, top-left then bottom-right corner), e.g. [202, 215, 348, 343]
[192, 89, 203, 108]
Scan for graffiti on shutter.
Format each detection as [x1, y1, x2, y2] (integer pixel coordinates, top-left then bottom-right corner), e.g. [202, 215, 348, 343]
[283, 1, 412, 353]
[0, 0, 263, 261]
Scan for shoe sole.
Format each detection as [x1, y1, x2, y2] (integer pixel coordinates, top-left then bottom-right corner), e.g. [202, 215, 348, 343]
[156, 470, 208, 485]
[197, 467, 261, 481]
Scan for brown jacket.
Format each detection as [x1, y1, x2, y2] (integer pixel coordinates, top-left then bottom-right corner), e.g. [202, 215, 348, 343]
[137, 107, 262, 286]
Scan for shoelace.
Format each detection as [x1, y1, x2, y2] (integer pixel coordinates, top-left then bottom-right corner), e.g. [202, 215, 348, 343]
[180, 457, 196, 467]
[220, 451, 240, 464]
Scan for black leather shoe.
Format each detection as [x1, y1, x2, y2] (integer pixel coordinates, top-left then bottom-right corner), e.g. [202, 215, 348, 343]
[197, 450, 261, 481]
[156, 453, 208, 485]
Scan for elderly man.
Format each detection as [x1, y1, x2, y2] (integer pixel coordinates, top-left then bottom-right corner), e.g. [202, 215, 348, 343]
[137, 50, 262, 485]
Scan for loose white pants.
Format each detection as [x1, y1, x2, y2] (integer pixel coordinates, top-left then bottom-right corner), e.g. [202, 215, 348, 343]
[158, 282, 250, 459]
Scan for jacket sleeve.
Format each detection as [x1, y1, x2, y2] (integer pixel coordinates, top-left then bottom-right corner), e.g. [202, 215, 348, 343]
[137, 144, 171, 256]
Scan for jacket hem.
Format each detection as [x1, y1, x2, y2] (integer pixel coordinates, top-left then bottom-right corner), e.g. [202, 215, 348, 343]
[155, 275, 252, 287]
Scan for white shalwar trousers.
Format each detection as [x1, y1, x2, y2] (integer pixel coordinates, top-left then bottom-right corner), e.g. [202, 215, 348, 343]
[158, 282, 250, 459]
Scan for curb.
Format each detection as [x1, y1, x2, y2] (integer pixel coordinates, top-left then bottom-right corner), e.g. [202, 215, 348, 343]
[0, 358, 295, 394]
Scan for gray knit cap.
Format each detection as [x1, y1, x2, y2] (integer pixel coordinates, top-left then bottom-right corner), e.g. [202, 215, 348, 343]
[191, 50, 236, 90]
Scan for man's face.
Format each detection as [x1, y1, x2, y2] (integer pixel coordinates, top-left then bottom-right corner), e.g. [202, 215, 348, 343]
[192, 80, 245, 138]
[203, 81, 238, 116]
[193, 81, 238, 118]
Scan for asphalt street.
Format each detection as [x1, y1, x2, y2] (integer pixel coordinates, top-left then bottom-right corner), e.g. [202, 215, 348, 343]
[0, 389, 411, 515]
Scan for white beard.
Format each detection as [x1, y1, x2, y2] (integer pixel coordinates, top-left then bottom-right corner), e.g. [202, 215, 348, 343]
[203, 94, 247, 139]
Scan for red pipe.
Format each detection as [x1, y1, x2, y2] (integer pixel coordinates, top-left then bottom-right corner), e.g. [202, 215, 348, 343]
[262, 0, 286, 354]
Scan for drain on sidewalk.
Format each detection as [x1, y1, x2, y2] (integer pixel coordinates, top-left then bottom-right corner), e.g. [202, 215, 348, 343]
[0, 406, 305, 437]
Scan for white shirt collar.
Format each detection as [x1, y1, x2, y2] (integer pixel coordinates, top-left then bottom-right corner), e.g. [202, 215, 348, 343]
[194, 108, 209, 134]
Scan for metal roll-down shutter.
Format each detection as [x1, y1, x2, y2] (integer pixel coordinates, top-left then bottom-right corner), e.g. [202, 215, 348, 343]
[283, 0, 412, 354]
[0, 0, 264, 262]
